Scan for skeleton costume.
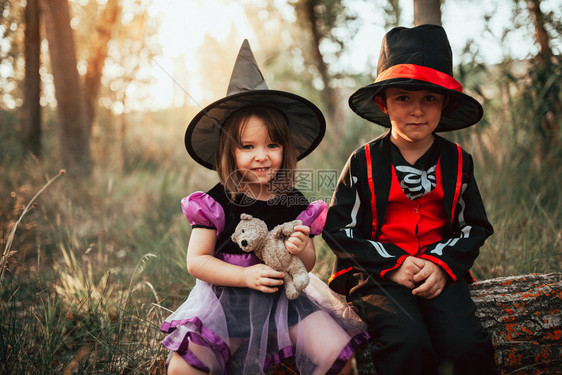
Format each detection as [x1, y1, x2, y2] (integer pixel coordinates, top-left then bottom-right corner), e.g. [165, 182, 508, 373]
[323, 25, 498, 375]
[325, 132, 492, 294]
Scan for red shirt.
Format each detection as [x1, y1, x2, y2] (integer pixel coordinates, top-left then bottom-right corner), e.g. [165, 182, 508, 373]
[377, 160, 449, 278]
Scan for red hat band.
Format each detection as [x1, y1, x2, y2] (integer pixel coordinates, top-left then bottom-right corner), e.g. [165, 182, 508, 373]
[349, 25, 484, 131]
[375, 64, 463, 92]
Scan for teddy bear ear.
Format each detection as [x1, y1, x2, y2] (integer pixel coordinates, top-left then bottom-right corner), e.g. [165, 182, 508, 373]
[240, 213, 253, 220]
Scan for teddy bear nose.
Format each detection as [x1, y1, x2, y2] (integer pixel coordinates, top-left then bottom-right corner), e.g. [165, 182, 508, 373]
[241, 240, 248, 247]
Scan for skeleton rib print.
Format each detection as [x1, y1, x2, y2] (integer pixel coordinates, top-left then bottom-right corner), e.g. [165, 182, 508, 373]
[395, 164, 437, 200]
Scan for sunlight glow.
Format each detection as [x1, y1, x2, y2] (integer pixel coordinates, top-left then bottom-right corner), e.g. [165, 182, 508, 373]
[147, 0, 254, 109]
[145, 0, 560, 111]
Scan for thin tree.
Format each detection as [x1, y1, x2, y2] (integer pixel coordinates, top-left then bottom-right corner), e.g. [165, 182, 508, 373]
[22, 0, 41, 156]
[527, 0, 552, 62]
[38, 0, 123, 177]
[41, 0, 92, 177]
[413, 0, 442, 26]
[526, 0, 559, 151]
[294, 0, 342, 126]
[84, 0, 121, 130]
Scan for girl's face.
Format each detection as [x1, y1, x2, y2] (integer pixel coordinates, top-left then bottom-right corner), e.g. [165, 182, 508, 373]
[234, 115, 284, 198]
[381, 88, 445, 148]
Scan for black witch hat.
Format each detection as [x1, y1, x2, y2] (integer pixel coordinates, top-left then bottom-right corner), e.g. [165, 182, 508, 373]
[185, 39, 326, 169]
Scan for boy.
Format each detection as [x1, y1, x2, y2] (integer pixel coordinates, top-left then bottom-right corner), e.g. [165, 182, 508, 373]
[323, 25, 497, 374]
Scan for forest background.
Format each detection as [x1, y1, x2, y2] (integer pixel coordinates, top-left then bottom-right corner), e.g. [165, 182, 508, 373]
[0, 0, 560, 373]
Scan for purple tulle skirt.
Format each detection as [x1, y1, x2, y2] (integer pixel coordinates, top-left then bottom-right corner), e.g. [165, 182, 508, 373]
[160, 253, 369, 374]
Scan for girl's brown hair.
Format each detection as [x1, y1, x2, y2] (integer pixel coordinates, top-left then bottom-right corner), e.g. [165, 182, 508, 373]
[215, 106, 297, 199]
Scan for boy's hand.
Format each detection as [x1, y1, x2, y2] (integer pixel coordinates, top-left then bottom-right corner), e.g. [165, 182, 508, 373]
[285, 225, 310, 256]
[412, 260, 447, 299]
[387, 256, 425, 289]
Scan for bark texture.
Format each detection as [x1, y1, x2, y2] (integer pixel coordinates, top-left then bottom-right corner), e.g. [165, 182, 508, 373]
[470, 272, 562, 374]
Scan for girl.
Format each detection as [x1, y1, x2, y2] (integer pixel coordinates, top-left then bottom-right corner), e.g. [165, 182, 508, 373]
[160, 40, 368, 375]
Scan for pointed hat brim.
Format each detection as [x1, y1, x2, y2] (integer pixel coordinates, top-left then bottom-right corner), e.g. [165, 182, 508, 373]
[185, 40, 326, 169]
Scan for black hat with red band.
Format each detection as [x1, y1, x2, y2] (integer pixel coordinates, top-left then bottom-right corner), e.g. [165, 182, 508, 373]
[349, 24, 483, 132]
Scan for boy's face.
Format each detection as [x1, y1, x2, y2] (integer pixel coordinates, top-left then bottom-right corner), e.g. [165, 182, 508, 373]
[380, 87, 446, 147]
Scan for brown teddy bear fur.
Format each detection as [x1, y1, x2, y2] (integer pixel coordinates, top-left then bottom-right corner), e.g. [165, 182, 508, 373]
[231, 213, 310, 299]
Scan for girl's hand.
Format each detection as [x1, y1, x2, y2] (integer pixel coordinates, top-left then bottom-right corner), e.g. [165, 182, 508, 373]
[285, 225, 310, 256]
[387, 256, 425, 289]
[412, 261, 447, 299]
[243, 263, 284, 293]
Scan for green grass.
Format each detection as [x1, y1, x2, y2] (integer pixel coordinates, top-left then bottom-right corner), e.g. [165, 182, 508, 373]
[0, 126, 193, 373]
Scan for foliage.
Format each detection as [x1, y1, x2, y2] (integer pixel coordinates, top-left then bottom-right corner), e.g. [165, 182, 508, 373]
[382, 0, 402, 28]
[1, 169, 64, 282]
[68, 0, 160, 114]
[0, 116, 195, 373]
[450, 51, 562, 279]
[0, 0, 24, 110]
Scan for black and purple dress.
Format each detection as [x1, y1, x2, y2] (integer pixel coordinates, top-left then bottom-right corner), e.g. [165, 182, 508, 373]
[160, 183, 369, 374]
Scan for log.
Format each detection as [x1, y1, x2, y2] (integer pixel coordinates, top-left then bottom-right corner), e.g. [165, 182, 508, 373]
[471, 273, 562, 374]
[354, 273, 562, 375]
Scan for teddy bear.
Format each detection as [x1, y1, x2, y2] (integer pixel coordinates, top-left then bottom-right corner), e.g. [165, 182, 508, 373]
[231, 213, 310, 300]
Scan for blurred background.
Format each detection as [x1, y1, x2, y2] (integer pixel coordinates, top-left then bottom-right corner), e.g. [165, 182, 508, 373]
[1, 0, 560, 373]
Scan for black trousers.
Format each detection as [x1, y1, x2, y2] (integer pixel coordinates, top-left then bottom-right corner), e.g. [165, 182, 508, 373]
[350, 279, 497, 375]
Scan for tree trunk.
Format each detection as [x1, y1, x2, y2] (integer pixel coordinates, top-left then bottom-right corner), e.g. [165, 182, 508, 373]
[353, 273, 562, 374]
[22, 0, 41, 157]
[527, 0, 552, 61]
[526, 0, 559, 152]
[41, 0, 92, 177]
[413, 0, 442, 26]
[84, 0, 121, 129]
[294, 0, 341, 126]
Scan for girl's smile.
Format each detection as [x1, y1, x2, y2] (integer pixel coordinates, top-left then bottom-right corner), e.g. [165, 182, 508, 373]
[235, 115, 283, 199]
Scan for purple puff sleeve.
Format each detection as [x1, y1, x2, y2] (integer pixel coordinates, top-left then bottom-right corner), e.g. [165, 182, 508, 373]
[296, 200, 327, 236]
[181, 192, 225, 236]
